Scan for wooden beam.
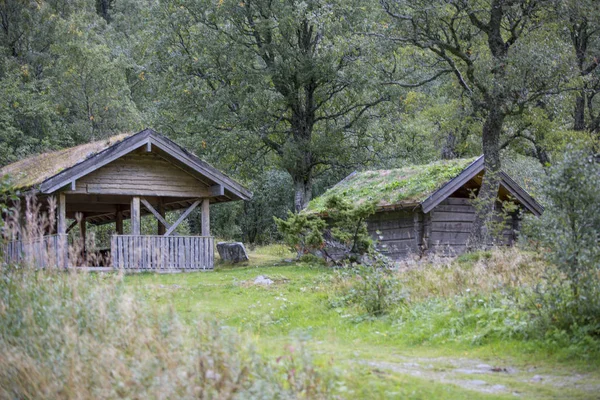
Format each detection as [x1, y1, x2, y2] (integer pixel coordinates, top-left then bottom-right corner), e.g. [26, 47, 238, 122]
[421, 156, 484, 214]
[83, 186, 211, 198]
[70, 180, 76, 191]
[78, 212, 86, 255]
[131, 196, 141, 235]
[146, 141, 152, 152]
[164, 200, 200, 236]
[157, 200, 166, 235]
[67, 203, 118, 213]
[201, 199, 210, 237]
[65, 220, 78, 234]
[57, 193, 66, 235]
[209, 184, 224, 197]
[140, 198, 171, 231]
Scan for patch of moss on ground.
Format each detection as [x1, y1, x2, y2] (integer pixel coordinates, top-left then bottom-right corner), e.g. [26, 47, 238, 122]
[308, 157, 478, 212]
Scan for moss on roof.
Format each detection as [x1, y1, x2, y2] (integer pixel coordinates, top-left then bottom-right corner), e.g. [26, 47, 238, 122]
[307, 157, 478, 212]
[0, 133, 132, 190]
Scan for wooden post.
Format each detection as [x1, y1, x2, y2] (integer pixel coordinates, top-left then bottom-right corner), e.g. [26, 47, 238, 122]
[77, 212, 86, 264]
[116, 207, 123, 235]
[201, 199, 210, 237]
[157, 200, 166, 236]
[57, 193, 66, 235]
[79, 213, 86, 244]
[131, 196, 140, 235]
[57, 192, 67, 268]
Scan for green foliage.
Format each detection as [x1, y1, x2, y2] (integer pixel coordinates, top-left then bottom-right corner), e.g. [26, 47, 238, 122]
[151, 0, 394, 210]
[275, 195, 375, 263]
[533, 148, 600, 287]
[522, 147, 600, 336]
[529, 269, 600, 337]
[331, 261, 406, 317]
[200, 170, 294, 244]
[468, 178, 520, 246]
[274, 211, 327, 256]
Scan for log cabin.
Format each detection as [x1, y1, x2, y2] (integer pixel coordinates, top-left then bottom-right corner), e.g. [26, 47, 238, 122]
[307, 157, 543, 260]
[0, 128, 252, 271]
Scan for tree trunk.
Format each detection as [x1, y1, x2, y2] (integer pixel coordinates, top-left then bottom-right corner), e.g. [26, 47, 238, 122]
[468, 107, 504, 250]
[441, 130, 458, 159]
[293, 176, 312, 212]
[574, 91, 586, 131]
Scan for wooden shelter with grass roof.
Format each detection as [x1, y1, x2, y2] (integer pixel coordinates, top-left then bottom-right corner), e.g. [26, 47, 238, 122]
[1, 128, 252, 271]
[308, 157, 542, 260]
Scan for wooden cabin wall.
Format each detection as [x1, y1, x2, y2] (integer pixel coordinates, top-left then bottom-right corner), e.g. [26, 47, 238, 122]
[367, 210, 421, 260]
[364, 198, 520, 261]
[428, 197, 517, 256]
[67, 153, 210, 198]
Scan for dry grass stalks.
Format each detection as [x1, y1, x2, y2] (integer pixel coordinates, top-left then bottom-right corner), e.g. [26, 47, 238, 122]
[401, 247, 545, 301]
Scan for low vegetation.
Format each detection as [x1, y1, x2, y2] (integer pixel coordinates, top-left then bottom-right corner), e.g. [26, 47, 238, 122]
[124, 246, 600, 399]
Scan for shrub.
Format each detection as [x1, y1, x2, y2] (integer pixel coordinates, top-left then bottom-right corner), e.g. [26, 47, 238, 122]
[525, 147, 600, 336]
[534, 148, 600, 288]
[330, 256, 406, 317]
[275, 195, 375, 264]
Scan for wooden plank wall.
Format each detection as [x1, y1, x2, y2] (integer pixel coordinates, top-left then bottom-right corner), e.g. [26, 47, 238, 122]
[364, 198, 520, 260]
[367, 210, 420, 260]
[68, 153, 210, 197]
[111, 235, 214, 271]
[428, 197, 515, 256]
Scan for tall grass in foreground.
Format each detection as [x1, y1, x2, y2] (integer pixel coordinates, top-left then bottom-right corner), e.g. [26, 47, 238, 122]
[0, 198, 334, 399]
[329, 248, 600, 359]
[0, 266, 335, 399]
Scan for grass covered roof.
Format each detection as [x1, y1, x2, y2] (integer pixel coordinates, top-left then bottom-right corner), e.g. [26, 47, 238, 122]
[307, 157, 479, 212]
[0, 133, 132, 190]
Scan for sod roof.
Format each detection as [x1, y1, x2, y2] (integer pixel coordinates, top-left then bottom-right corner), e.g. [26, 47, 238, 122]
[307, 157, 479, 213]
[0, 133, 132, 190]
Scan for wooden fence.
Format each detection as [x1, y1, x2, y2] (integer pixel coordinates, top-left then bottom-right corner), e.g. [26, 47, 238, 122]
[111, 235, 214, 271]
[3, 234, 68, 268]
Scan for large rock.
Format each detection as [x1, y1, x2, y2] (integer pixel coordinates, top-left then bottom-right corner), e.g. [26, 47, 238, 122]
[216, 242, 249, 263]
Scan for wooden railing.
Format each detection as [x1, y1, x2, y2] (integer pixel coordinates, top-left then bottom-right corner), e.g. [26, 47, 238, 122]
[3, 234, 68, 268]
[111, 235, 214, 271]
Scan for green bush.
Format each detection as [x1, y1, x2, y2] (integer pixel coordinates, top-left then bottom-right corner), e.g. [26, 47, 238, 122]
[275, 195, 375, 264]
[331, 257, 406, 317]
[525, 147, 600, 336]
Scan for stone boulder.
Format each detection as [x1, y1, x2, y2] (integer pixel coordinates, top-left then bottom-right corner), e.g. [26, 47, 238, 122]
[216, 242, 249, 263]
[254, 275, 273, 285]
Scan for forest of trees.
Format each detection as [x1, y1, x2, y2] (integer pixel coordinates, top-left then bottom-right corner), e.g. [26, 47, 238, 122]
[1, 0, 599, 244]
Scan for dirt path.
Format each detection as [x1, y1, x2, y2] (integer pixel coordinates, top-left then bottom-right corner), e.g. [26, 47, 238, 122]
[364, 355, 600, 398]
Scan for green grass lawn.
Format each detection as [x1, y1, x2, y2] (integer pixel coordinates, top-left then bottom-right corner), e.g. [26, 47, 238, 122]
[124, 246, 600, 399]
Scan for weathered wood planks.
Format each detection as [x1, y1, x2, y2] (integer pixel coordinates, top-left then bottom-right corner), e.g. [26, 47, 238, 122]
[111, 235, 214, 271]
[66, 153, 212, 198]
[3, 234, 68, 268]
